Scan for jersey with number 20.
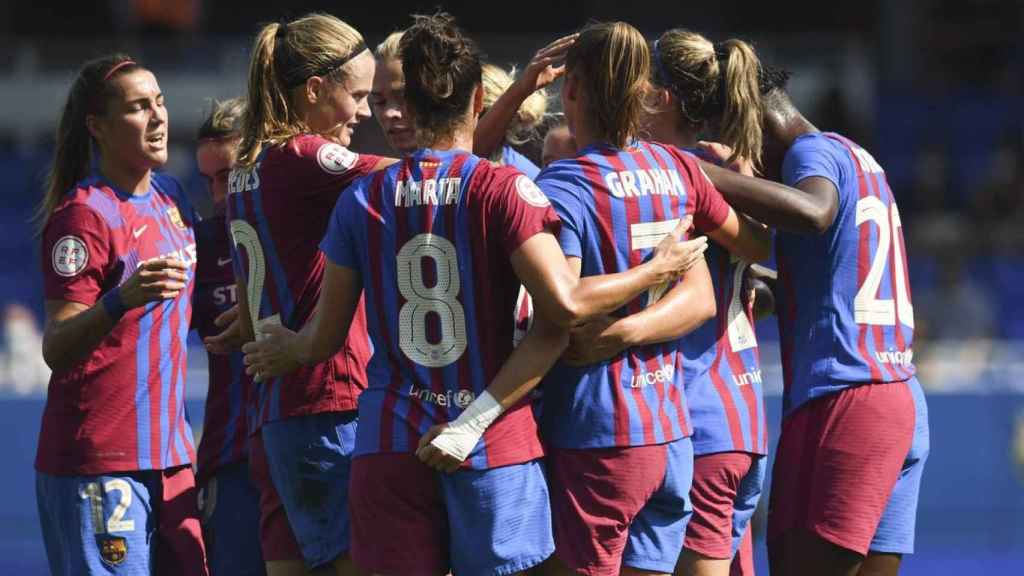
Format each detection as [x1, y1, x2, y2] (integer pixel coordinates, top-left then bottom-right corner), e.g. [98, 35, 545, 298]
[776, 132, 915, 415]
[320, 149, 559, 470]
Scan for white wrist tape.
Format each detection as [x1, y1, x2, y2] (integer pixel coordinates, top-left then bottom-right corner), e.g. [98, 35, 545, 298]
[429, 390, 505, 462]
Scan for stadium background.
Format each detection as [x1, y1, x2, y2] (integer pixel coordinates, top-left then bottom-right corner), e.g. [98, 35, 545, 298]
[1, 0, 1022, 573]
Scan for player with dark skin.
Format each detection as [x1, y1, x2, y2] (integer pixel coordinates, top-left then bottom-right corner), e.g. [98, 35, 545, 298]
[697, 75, 902, 576]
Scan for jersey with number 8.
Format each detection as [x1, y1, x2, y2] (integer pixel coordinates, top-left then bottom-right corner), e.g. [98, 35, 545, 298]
[776, 132, 916, 416]
[320, 149, 560, 470]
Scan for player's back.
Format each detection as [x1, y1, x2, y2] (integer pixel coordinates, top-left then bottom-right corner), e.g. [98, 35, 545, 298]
[536, 141, 727, 450]
[227, 134, 379, 425]
[324, 148, 557, 470]
[777, 132, 915, 415]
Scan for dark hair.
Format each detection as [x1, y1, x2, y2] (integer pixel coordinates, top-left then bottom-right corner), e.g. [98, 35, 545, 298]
[36, 54, 143, 232]
[565, 21, 650, 149]
[400, 12, 482, 146]
[197, 97, 247, 140]
[758, 65, 791, 95]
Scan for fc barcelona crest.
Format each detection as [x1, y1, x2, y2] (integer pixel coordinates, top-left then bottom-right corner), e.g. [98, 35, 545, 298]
[166, 206, 186, 229]
[99, 535, 128, 566]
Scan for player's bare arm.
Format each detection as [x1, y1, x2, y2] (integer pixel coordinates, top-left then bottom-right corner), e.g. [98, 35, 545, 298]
[43, 258, 187, 372]
[512, 217, 707, 329]
[242, 261, 361, 381]
[564, 257, 716, 366]
[700, 159, 839, 234]
[473, 33, 577, 158]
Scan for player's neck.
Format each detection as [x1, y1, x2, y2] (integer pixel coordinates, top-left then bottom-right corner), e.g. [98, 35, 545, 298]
[571, 121, 604, 151]
[100, 157, 151, 196]
[426, 129, 474, 155]
[666, 128, 699, 150]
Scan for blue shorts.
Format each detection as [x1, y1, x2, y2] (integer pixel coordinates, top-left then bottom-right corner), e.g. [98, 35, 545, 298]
[549, 436, 694, 575]
[350, 454, 554, 576]
[198, 461, 265, 576]
[870, 377, 930, 554]
[36, 465, 206, 576]
[261, 411, 357, 569]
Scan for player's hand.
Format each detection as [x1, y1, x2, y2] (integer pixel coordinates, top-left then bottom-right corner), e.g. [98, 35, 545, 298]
[415, 424, 463, 473]
[696, 140, 754, 176]
[118, 258, 189, 308]
[513, 33, 578, 95]
[204, 305, 242, 355]
[241, 323, 302, 382]
[649, 216, 708, 284]
[564, 315, 626, 366]
[744, 264, 777, 321]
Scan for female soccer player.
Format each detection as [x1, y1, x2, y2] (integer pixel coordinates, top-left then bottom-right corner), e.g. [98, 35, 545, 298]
[370, 31, 416, 156]
[191, 97, 265, 576]
[35, 54, 206, 575]
[641, 29, 769, 576]
[227, 13, 393, 576]
[241, 12, 708, 576]
[532, 21, 811, 576]
[695, 53, 930, 576]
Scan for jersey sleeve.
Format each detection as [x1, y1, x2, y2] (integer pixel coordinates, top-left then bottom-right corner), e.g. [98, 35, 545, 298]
[320, 179, 364, 270]
[781, 135, 844, 190]
[42, 204, 113, 306]
[487, 168, 561, 256]
[676, 151, 730, 235]
[292, 135, 384, 200]
[536, 166, 584, 258]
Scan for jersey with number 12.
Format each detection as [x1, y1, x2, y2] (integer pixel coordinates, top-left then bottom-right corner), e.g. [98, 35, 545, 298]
[776, 132, 915, 416]
[320, 149, 559, 470]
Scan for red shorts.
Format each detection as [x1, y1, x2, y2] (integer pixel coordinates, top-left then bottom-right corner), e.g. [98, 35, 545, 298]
[155, 465, 208, 576]
[767, 381, 916, 555]
[548, 439, 693, 576]
[248, 431, 303, 562]
[684, 452, 760, 559]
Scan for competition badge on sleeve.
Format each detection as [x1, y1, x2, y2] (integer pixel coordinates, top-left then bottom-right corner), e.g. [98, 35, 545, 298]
[515, 175, 550, 207]
[317, 143, 358, 174]
[52, 235, 89, 277]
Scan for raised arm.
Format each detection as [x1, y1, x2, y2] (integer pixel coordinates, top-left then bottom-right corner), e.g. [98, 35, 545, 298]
[473, 34, 576, 158]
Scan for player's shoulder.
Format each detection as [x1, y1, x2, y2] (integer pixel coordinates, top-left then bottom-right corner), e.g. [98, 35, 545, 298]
[284, 133, 362, 176]
[786, 132, 848, 165]
[50, 176, 120, 231]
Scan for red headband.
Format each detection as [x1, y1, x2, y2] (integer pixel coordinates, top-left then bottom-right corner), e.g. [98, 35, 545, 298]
[103, 60, 136, 81]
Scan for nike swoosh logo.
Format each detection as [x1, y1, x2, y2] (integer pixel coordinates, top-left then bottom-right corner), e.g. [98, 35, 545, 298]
[132, 225, 148, 239]
[217, 257, 232, 267]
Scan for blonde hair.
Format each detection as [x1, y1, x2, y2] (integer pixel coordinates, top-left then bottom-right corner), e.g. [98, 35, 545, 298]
[481, 63, 547, 145]
[652, 29, 763, 168]
[565, 21, 650, 149]
[375, 31, 404, 62]
[197, 97, 246, 140]
[237, 13, 366, 165]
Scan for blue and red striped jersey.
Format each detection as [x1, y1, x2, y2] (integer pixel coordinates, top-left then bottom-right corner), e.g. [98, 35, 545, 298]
[37, 172, 197, 475]
[192, 214, 248, 482]
[320, 148, 559, 470]
[536, 141, 730, 449]
[680, 243, 766, 455]
[226, 134, 380, 427]
[776, 132, 916, 416]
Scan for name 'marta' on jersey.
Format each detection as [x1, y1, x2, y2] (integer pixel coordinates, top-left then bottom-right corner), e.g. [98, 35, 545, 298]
[192, 214, 249, 483]
[37, 171, 197, 475]
[320, 148, 560, 470]
[535, 141, 730, 450]
[776, 132, 916, 415]
[226, 134, 380, 427]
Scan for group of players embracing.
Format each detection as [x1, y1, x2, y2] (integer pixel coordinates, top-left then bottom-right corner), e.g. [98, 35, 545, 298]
[34, 10, 929, 576]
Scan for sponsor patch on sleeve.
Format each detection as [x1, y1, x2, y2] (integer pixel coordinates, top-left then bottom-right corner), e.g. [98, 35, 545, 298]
[52, 235, 89, 277]
[514, 175, 550, 207]
[316, 143, 358, 175]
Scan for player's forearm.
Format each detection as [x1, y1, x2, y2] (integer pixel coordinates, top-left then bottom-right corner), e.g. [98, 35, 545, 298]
[701, 161, 829, 233]
[563, 262, 665, 326]
[486, 315, 568, 409]
[614, 265, 716, 347]
[473, 81, 531, 158]
[43, 303, 118, 373]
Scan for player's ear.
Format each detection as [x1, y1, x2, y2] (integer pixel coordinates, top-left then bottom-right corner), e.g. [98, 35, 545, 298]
[304, 76, 323, 105]
[85, 114, 103, 142]
[471, 83, 484, 117]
